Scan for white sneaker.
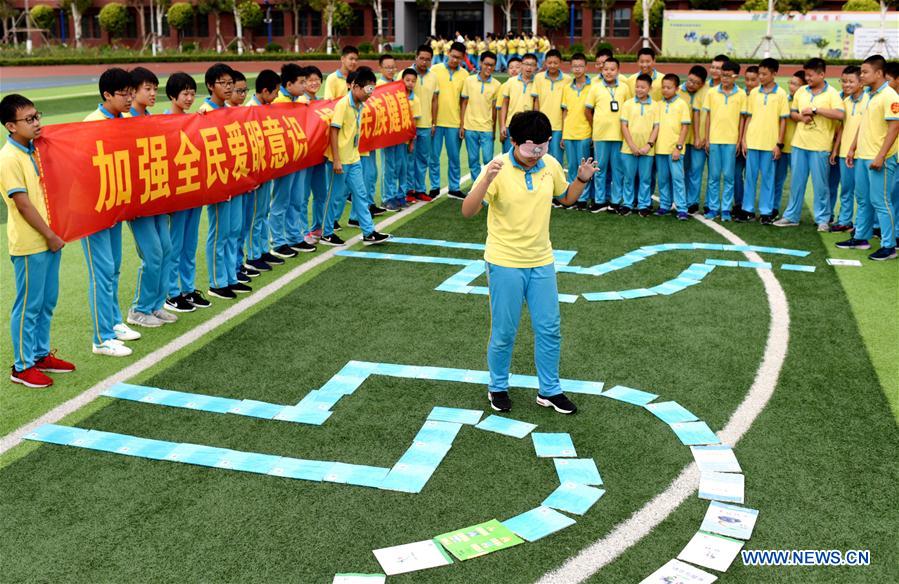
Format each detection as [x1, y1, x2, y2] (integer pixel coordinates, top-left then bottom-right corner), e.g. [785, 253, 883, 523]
[92, 339, 133, 357]
[817, 223, 830, 232]
[153, 309, 178, 323]
[126, 310, 165, 328]
[773, 217, 799, 227]
[113, 322, 142, 341]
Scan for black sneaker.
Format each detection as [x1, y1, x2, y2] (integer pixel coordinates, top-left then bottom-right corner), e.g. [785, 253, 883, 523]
[319, 234, 346, 246]
[291, 241, 316, 253]
[348, 218, 360, 227]
[208, 286, 236, 300]
[608, 203, 620, 213]
[536, 393, 577, 414]
[272, 244, 298, 259]
[243, 265, 260, 278]
[835, 238, 871, 250]
[185, 290, 212, 308]
[236, 271, 251, 284]
[428, 188, 441, 199]
[369, 204, 387, 216]
[618, 206, 632, 216]
[687, 203, 700, 214]
[260, 252, 285, 265]
[869, 246, 896, 261]
[488, 390, 512, 412]
[588, 202, 603, 213]
[760, 214, 774, 225]
[447, 190, 466, 200]
[576, 201, 590, 211]
[165, 295, 196, 313]
[551, 198, 563, 208]
[638, 208, 652, 217]
[362, 231, 391, 245]
[246, 259, 272, 272]
[229, 282, 252, 294]
[333, 221, 342, 232]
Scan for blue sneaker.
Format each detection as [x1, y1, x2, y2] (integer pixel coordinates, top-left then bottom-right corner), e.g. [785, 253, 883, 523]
[704, 211, 717, 220]
[677, 211, 689, 221]
[384, 200, 401, 212]
[721, 212, 732, 222]
[868, 247, 897, 261]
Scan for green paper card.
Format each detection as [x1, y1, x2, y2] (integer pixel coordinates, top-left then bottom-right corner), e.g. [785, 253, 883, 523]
[436, 519, 524, 561]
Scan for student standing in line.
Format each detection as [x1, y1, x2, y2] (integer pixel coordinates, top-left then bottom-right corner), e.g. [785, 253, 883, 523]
[460, 51, 501, 185]
[324, 45, 359, 99]
[387, 67, 421, 211]
[532, 49, 569, 166]
[733, 65, 759, 216]
[678, 65, 709, 215]
[654, 73, 692, 219]
[376, 54, 402, 212]
[708, 54, 729, 89]
[627, 48, 664, 101]
[619, 74, 660, 217]
[587, 56, 631, 213]
[269, 63, 306, 262]
[560, 53, 594, 209]
[300, 66, 331, 241]
[702, 61, 748, 221]
[771, 70, 806, 219]
[830, 66, 865, 232]
[408, 45, 440, 202]
[500, 54, 537, 154]
[431, 41, 470, 200]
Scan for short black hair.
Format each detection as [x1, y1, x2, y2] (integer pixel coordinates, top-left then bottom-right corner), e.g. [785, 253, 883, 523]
[712, 54, 730, 64]
[803, 58, 826, 74]
[689, 65, 708, 81]
[281, 63, 304, 85]
[99, 67, 135, 99]
[480, 50, 497, 63]
[0, 94, 34, 126]
[885, 61, 899, 79]
[861, 54, 886, 72]
[570, 52, 587, 64]
[604, 57, 620, 68]
[841, 65, 861, 77]
[637, 47, 656, 59]
[722, 61, 741, 75]
[303, 65, 323, 81]
[450, 41, 466, 54]
[545, 48, 562, 60]
[597, 47, 614, 59]
[635, 73, 653, 86]
[416, 44, 433, 57]
[792, 70, 806, 84]
[509, 110, 552, 145]
[663, 73, 680, 86]
[745, 65, 759, 75]
[353, 66, 377, 87]
[204, 63, 234, 93]
[401, 67, 418, 79]
[256, 69, 281, 93]
[165, 72, 196, 100]
[130, 66, 159, 88]
[522, 53, 538, 64]
[758, 58, 779, 73]
[231, 70, 246, 83]
[507, 56, 522, 65]
[379, 53, 395, 65]
[342, 45, 359, 56]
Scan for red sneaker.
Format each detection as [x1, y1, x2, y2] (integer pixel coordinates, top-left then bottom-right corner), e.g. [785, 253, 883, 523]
[406, 194, 418, 204]
[415, 192, 433, 202]
[35, 351, 76, 373]
[10, 366, 53, 388]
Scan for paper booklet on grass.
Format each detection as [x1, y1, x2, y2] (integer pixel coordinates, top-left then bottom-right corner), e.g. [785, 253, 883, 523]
[372, 539, 453, 576]
[435, 519, 524, 561]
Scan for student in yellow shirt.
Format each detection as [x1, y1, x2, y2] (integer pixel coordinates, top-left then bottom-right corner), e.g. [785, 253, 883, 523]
[773, 70, 806, 218]
[829, 65, 865, 232]
[532, 49, 569, 164]
[702, 61, 748, 221]
[460, 51, 501, 184]
[431, 41, 470, 199]
[461, 110, 598, 416]
[500, 53, 538, 152]
[679, 65, 709, 214]
[1, 94, 76, 388]
[733, 65, 759, 215]
[628, 47, 664, 101]
[560, 53, 594, 208]
[709, 54, 729, 89]
[884, 62, 899, 227]
[741, 58, 790, 224]
[496, 36, 508, 72]
[374, 53, 400, 214]
[840, 55, 899, 260]
[82, 67, 139, 356]
[319, 67, 391, 247]
[324, 45, 359, 99]
[431, 37, 443, 66]
[620, 74, 660, 216]
[587, 56, 631, 212]
[775, 58, 846, 230]
[408, 45, 440, 201]
[385, 67, 422, 211]
[655, 74, 692, 219]
[300, 66, 331, 240]
[466, 37, 478, 69]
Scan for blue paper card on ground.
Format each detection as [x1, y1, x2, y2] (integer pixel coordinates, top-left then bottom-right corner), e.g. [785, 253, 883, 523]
[699, 471, 745, 504]
[691, 445, 742, 473]
[165, 443, 230, 466]
[559, 379, 604, 395]
[415, 421, 463, 444]
[379, 462, 436, 493]
[671, 277, 704, 288]
[780, 263, 816, 273]
[532, 433, 577, 458]
[701, 501, 759, 540]
[645, 401, 699, 424]
[268, 458, 333, 481]
[542, 481, 606, 515]
[319, 374, 368, 395]
[691, 243, 726, 251]
[582, 291, 624, 302]
[228, 399, 284, 419]
[25, 424, 89, 446]
[215, 451, 283, 474]
[104, 382, 155, 400]
[670, 421, 720, 445]
[324, 463, 390, 488]
[295, 390, 343, 412]
[618, 288, 657, 299]
[502, 506, 577, 542]
[603, 385, 658, 406]
[273, 406, 332, 425]
[76, 431, 142, 454]
[554, 458, 603, 486]
[124, 437, 178, 460]
[706, 259, 739, 267]
[397, 441, 452, 467]
[475, 415, 537, 439]
[738, 261, 772, 269]
[182, 395, 242, 414]
[649, 283, 685, 296]
[508, 374, 541, 389]
[427, 407, 483, 425]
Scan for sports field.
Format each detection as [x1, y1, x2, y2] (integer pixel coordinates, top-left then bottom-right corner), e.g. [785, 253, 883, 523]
[0, 71, 897, 583]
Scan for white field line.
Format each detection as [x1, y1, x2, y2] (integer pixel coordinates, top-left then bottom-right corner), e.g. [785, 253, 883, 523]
[536, 215, 791, 584]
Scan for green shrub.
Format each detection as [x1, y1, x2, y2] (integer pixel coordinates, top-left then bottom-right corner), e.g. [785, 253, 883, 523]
[842, 0, 879, 10]
[98, 2, 129, 39]
[30, 5, 57, 33]
[538, 0, 569, 32]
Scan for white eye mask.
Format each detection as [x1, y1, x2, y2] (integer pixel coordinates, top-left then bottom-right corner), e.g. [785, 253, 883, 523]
[519, 140, 549, 158]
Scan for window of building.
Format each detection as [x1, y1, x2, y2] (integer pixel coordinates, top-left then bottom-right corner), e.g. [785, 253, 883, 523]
[143, 7, 170, 37]
[81, 10, 102, 39]
[123, 8, 139, 39]
[378, 6, 394, 38]
[254, 8, 284, 37]
[183, 13, 209, 38]
[591, 7, 612, 39]
[612, 7, 631, 38]
[573, 6, 583, 37]
[348, 7, 365, 36]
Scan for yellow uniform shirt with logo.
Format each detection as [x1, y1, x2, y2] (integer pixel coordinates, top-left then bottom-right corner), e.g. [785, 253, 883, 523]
[526, 38, 537, 53]
[783, 95, 798, 154]
[532, 71, 570, 131]
[503, 75, 536, 122]
[327, 93, 363, 165]
[323, 70, 349, 100]
[462, 75, 502, 132]
[790, 83, 844, 152]
[431, 40, 442, 56]
[702, 86, 748, 145]
[272, 86, 297, 104]
[856, 83, 899, 160]
[561, 78, 594, 140]
[496, 39, 506, 55]
[839, 92, 866, 157]
[466, 40, 476, 56]
[84, 104, 125, 121]
[627, 70, 664, 101]
[432, 63, 469, 128]
[620, 97, 660, 155]
[488, 39, 498, 53]
[677, 84, 708, 146]
[475, 152, 569, 268]
[588, 78, 632, 141]
[1, 139, 50, 255]
[507, 38, 518, 56]
[408, 92, 422, 122]
[415, 69, 439, 129]
[744, 84, 790, 151]
[655, 96, 691, 155]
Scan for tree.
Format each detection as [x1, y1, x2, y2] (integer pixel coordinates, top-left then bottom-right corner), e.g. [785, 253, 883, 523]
[358, 0, 384, 47]
[309, 0, 348, 54]
[197, 0, 232, 53]
[842, 0, 879, 9]
[415, 0, 438, 37]
[528, 0, 538, 34]
[166, 1, 194, 50]
[30, 4, 56, 33]
[633, 0, 664, 36]
[60, 0, 92, 48]
[487, 0, 513, 33]
[98, 2, 129, 40]
[587, 0, 616, 40]
[234, 0, 262, 53]
[279, 0, 305, 52]
[0, 0, 17, 46]
[538, 0, 568, 32]
[741, 0, 767, 9]
[689, 0, 721, 6]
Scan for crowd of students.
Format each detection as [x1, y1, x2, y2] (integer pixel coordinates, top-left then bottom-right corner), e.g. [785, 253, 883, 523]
[429, 32, 554, 72]
[3, 41, 898, 390]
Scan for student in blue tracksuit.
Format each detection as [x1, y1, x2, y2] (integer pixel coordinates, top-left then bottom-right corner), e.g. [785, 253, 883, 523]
[299, 66, 330, 243]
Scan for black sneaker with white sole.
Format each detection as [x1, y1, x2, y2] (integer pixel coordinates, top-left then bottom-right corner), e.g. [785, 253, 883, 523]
[236, 271, 251, 284]
[260, 252, 285, 265]
[185, 290, 212, 308]
[362, 231, 391, 245]
[291, 241, 317, 253]
[319, 234, 346, 246]
[246, 259, 272, 272]
[208, 286, 237, 300]
[272, 244, 298, 259]
[230, 282, 252, 294]
[428, 189, 441, 199]
[333, 221, 342, 232]
[348, 218, 360, 227]
[242, 265, 260, 278]
[369, 204, 387, 216]
[536, 393, 577, 414]
[488, 390, 512, 412]
[447, 190, 466, 200]
[165, 295, 196, 313]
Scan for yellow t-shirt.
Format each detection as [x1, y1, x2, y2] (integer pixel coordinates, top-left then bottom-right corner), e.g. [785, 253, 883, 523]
[83, 104, 125, 121]
[326, 93, 363, 165]
[783, 95, 798, 154]
[507, 38, 518, 55]
[532, 70, 570, 132]
[677, 83, 707, 146]
[588, 78, 632, 142]
[839, 92, 866, 158]
[790, 82, 844, 152]
[560, 78, 594, 140]
[488, 39, 498, 53]
[620, 97, 660, 155]
[526, 38, 537, 52]
[502, 75, 536, 125]
[856, 83, 899, 160]
[462, 74, 502, 132]
[745, 84, 791, 151]
[415, 68, 439, 128]
[627, 70, 664, 102]
[323, 70, 349, 100]
[272, 86, 297, 104]
[477, 40, 487, 54]
[466, 40, 476, 55]
[702, 86, 748, 145]
[475, 152, 569, 268]
[196, 97, 226, 113]
[432, 62, 469, 128]
[496, 39, 507, 55]
[408, 92, 422, 122]
[655, 97, 692, 155]
[1, 139, 51, 255]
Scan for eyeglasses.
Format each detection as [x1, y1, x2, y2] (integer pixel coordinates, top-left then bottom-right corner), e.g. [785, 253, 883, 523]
[234, 88, 248, 95]
[14, 112, 42, 124]
[215, 81, 235, 88]
[114, 91, 133, 98]
[362, 85, 376, 95]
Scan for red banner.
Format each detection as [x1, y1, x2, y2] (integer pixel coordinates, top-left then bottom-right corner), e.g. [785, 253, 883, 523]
[35, 81, 416, 242]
